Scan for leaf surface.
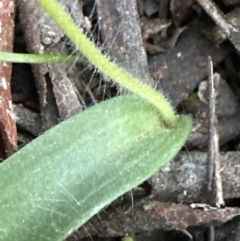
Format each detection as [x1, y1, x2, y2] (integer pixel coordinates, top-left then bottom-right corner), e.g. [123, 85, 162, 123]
[0, 95, 192, 241]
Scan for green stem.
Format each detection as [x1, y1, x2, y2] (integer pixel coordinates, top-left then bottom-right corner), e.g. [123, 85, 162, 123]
[36, 0, 177, 124]
[0, 52, 77, 64]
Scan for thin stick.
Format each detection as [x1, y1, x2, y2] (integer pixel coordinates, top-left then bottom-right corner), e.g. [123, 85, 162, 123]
[196, 0, 240, 52]
[196, 0, 230, 36]
[208, 225, 215, 241]
[207, 56, 225, 241]
[207, 56, 225, 208]
[207, 56, 215, 198]
[207, 56, 215, 241]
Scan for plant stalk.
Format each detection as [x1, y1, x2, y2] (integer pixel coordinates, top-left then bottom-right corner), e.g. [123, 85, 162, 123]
[35, 0, 177, 125]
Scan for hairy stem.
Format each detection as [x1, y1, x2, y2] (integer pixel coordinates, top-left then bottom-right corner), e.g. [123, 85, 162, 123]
[36, 0, 177, 125]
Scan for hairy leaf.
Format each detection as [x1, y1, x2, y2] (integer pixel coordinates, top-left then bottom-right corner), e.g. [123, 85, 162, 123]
[0, 95, 191, 241]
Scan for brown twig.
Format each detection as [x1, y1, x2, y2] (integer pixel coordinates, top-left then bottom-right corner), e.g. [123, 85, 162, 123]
[207, 56, 225, 241]
[18, 0, 84, 130]
[207, 56, 216, 241]
[66, 200, 240, 240]
[196, 0, 240, 53]
[0, 0, 17, 159]
[96, 0, 153, 86]
[207, 56, 224, 208]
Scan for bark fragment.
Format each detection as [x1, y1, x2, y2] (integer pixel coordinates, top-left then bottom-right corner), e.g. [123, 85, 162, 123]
[96, 0, 153, 86]
[17, 0, 84, 130]
[151, 151, 240, 203]
[67, 200, 240, 240]
[0, 0, 17, 159]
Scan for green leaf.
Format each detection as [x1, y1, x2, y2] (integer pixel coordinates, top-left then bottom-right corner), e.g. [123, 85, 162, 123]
[0, 95, 192, 241]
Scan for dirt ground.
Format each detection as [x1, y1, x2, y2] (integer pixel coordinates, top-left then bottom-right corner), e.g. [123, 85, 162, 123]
[1, 0, 240, 240]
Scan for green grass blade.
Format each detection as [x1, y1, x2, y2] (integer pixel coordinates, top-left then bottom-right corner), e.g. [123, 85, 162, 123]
[0, 52, 78, 63]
